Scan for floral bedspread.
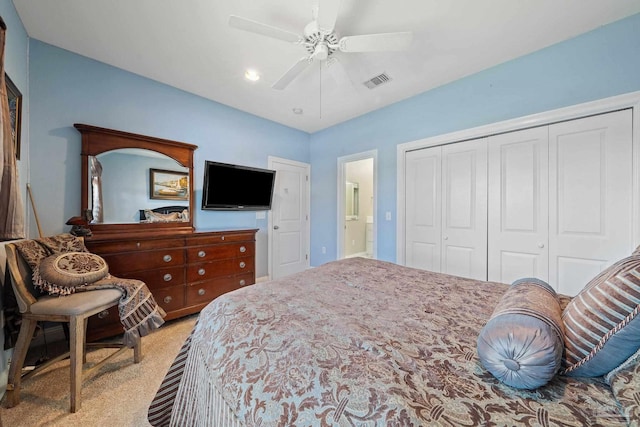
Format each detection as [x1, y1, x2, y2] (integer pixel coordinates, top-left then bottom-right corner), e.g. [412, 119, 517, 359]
[152, 257, 631, 426]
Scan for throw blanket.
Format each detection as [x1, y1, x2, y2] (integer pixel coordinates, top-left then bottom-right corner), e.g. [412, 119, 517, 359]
[13, 233, 166, 347]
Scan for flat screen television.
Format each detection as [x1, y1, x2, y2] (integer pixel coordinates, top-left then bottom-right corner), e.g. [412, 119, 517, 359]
[202, 160, 276, 210]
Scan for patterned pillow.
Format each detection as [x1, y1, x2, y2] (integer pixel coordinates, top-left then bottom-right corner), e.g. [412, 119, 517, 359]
[477, 278, 564, 389]
[34, 252, 109, 296]
[143, 209, 187, 223]
[561, 254, 640, 377]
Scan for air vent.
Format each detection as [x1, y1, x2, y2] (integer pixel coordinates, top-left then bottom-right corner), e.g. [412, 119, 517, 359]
[363, 72, 391, 89]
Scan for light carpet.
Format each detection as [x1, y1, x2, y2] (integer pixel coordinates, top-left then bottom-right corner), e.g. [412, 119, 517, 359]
[1, 314, 198, 427]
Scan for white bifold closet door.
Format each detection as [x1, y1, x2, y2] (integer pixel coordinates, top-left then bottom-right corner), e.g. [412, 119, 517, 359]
[547, 110, 633, 295]
[406, 109, 632, 294]
[487, 126, 550, 285]
[405, 139, 487, 280]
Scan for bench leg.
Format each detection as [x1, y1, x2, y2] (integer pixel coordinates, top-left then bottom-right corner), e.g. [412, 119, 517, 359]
[69, 316, 84, 413]
[6, 318, 38, 408]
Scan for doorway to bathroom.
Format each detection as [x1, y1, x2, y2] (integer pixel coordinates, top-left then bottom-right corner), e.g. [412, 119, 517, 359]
[337, 150, 377, 260]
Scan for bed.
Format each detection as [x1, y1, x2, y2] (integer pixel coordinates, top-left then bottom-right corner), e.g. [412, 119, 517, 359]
[148, 257, 640, 426]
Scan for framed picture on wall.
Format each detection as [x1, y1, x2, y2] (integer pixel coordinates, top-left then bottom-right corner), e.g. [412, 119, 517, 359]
[5, 73, 22, 160]
[149, 168, 189, 200]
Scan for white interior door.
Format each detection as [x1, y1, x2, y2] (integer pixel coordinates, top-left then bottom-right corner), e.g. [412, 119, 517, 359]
[269, 157, 310, 279]
[441, 139, 488, 280]
[549, 109, 633, 295]
[488, 126, 549, 284]
[405, 147, 441, 271]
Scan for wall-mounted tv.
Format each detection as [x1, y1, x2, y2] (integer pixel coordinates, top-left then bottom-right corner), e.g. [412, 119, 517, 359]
[202, 160, 276, 211]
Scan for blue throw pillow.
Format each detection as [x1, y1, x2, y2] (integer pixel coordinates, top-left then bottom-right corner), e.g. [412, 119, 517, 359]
[477, 278, 564, 389]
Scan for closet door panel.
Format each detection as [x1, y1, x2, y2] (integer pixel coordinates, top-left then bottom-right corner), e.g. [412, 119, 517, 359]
[549, 109, 633, 296]
[488, 127, 549, 284]
[405, 147, 441, 271]
[442, 139, 487, 280]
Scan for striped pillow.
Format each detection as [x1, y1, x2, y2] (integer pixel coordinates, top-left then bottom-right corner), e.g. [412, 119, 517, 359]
[561, 255, 640, 377]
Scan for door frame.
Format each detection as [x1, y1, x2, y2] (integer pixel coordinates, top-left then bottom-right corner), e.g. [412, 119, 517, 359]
[268, 156, 311, 280]
[337, 150, 378, 259]
[397, 90, 640, 264]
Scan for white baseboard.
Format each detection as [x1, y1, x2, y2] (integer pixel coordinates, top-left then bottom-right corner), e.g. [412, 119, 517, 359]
[256, 275, 270, 283]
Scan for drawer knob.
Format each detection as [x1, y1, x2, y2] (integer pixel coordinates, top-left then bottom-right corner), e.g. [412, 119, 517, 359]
[221, 236, 225, 241]
[163, 254, 172, 262]
[163, 273, 172, 282]
[239, 279, 246, 286]
[198, 268, 206, 276]
[136, 242, 141, 248]
[97, 310, 109, 319]
[198, 288, 205, 296]
[239, 261, 246, 269]
[163, 296, 173, 304]
[198, 250, 206, 258]
[239, 246, 246, 253]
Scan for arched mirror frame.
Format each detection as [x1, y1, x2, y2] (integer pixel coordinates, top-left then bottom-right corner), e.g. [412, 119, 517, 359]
[75, 123, 198, 237]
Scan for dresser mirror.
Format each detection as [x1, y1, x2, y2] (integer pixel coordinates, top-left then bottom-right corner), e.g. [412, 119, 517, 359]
[75, 124, 198, 237]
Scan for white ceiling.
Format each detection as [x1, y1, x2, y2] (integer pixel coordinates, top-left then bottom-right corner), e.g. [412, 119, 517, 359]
[12, 0, 640, 133]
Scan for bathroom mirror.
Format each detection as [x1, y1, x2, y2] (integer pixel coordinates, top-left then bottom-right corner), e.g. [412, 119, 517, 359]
[76, 123, 197, 236]
[345, 181, 359, 221]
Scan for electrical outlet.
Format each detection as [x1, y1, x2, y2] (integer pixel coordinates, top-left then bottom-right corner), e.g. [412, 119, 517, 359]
[322, 246, 326, 254]
[385, 211, 392, 221]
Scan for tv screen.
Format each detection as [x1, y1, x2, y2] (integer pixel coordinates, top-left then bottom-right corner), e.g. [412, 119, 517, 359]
[202, 161, 276, 210]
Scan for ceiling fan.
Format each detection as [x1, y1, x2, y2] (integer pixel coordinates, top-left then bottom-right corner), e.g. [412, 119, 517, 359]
[229, 0, 413, 90]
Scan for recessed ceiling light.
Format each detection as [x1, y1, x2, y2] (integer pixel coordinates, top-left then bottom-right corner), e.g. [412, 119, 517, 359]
[292, 108, 303, 115]
[244, 69, 260, 82]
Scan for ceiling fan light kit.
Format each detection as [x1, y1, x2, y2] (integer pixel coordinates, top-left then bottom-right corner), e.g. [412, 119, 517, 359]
[228, 0, 413, 90]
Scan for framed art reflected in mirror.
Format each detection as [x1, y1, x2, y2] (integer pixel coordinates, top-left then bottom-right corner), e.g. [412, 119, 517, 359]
[6, 73, 22, 160]
[150, 168, 189, 200]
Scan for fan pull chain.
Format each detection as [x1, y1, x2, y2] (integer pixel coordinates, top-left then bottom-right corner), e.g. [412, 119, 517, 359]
[319, 60, 322, 119]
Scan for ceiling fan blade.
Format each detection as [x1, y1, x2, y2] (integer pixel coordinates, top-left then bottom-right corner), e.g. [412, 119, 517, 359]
[272, 57, 312, 90]
[338, 32, 413, 52]
[229, 15, 302, 44]
[317, 0, 341, 33]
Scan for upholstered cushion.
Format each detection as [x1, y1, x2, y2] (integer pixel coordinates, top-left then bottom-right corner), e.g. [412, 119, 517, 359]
[477, 278, 564, 389]
[34, 252, 109, 296]
[561, 255, 640, 377]
[30, 289, 122, 315]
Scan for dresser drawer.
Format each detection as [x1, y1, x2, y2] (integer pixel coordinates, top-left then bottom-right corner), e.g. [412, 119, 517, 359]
[152, 286, 185, 313]
[114, 266, 185, 290]
[101, 248, 185, 273]
[186, 242, 254, 263]
[186, 272, 253, 306]
[187, 256, 254, 282]
[87, 237, 185, 254]
[186, 232, 255, 246]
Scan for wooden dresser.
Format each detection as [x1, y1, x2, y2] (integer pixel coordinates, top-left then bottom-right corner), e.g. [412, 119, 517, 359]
[84, 228, 258, 341]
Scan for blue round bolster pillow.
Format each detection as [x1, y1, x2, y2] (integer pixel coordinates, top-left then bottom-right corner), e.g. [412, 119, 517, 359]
[477, 278, 564, 390]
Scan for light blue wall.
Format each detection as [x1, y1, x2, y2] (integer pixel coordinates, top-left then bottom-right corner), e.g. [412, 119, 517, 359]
[27, 39, 310, 276]
[309, 12, 640, 265]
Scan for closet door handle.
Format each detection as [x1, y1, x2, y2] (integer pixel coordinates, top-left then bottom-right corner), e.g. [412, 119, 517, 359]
[538, 243, 545, 248]
[443, 236, 448, 241]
